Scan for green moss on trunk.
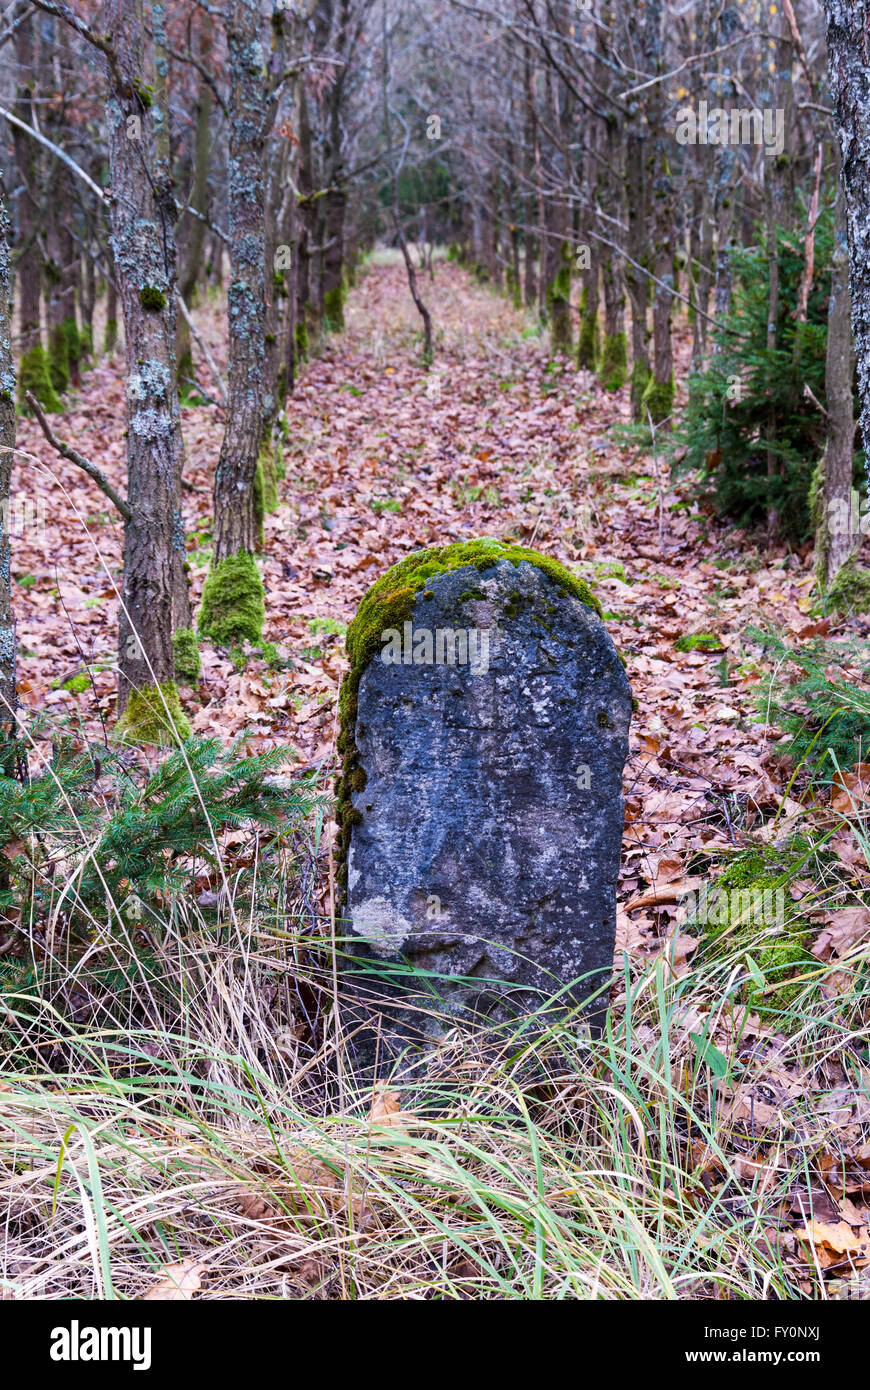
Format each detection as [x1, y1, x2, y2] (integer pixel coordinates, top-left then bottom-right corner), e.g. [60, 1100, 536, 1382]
[826, 556, 870, 615]
[323, 283, 346, 332]
[173, 626, 201, 684]
[641, 373, 675, 426]
[114, 681, 192, 747]
[252, 463, 266, 549]
[198, 551, 266, 647]
[48, 323, 70, 394]
[576, 288, 599, 371]
[295, 320, 309, 364]
[18, 345, 63, 413]
[598, 332, 627, 391]
[104, 318, 118, 355]
[630, 361, 651, 421]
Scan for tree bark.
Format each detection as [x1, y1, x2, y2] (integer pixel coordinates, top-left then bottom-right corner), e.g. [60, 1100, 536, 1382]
[823, 0, 870, 485]
[212, 0, 268, 563]
[11, 11, 42, 359]
[816, 169, 856, 585]
[103, 0, 186, 707]
[0, 183, 17, 722]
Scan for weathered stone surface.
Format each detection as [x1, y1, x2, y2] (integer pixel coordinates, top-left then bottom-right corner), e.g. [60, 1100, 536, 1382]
[340, 551, 632, 1060]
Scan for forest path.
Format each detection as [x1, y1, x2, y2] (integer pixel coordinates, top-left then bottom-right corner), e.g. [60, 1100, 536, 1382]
[13, 256, 819, 946]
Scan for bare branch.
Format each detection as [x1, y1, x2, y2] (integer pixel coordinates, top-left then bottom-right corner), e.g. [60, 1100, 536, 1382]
[24, 394, 132, 522]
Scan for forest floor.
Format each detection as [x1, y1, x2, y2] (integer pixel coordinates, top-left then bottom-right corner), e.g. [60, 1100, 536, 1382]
[13, 253, 864, 945]
[5, 255, 870, 1300]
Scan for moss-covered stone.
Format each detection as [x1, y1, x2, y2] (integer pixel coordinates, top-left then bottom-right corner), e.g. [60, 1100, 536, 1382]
[139, 285, 168, 312]
[172, 626, 201, 684]
[335, 539, 602, 885]
[701, 845, 812, 1018]
[825, 556, 870, 616]
[641, 372, 675, 426]
[18, 345, 63, 413]
[598, 331, 628, 391]
[674, 632, 723, 653]
[114, 681, 192, 747]
[198, 551, 266, 647]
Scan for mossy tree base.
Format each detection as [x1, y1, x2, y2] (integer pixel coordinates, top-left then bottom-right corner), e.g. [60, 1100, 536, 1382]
[114, 682, 192, 747]
[577, 313, 600, 372]
[198, 551, 266, 647]
[18, 346, 63, 413]
[630, 360, 651, 422]
[598, 332, 628, 391]
[825, 557, 870, 616]
[173, 626, 202, 684]
[641, 373, 674, 426]
[48, 323, 70, 395]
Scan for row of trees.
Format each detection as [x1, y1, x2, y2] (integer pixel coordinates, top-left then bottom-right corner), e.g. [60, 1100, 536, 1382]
[0, 0, 870, 741]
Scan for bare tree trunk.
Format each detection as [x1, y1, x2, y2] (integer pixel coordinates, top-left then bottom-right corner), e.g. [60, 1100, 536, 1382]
[210, 0, 268, 565]
[11, 11, 44, 377]
[0, 183, 17, 722]
[823, 0, 870, 494]
[816, 169, 856, 586]
[103, 0, 187, 718]
[176, 15, 213, 397]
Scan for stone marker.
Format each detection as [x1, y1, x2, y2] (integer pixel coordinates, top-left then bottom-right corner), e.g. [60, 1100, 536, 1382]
[336, 539, 632, 1062]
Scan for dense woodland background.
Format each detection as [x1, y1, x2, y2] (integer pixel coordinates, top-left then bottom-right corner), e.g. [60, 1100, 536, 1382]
[1, 0, 870, 1303]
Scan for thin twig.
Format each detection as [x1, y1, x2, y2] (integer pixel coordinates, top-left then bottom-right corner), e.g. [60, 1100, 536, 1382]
[176, 295, 228, 404]
[24, 393, 132, 521]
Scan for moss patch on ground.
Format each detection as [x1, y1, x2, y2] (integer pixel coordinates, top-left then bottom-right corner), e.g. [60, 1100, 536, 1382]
[335, 539, 602, 890]
[700, 844, 813, 1019]
[674, 632, 723, 653]
[114, 681, 192, 747]
[198, 551, 266, 647]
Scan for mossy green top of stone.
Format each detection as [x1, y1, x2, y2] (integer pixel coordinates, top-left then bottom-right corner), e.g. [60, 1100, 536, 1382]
[340, 539, 600, 723]
[336, 539, 602, 885]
